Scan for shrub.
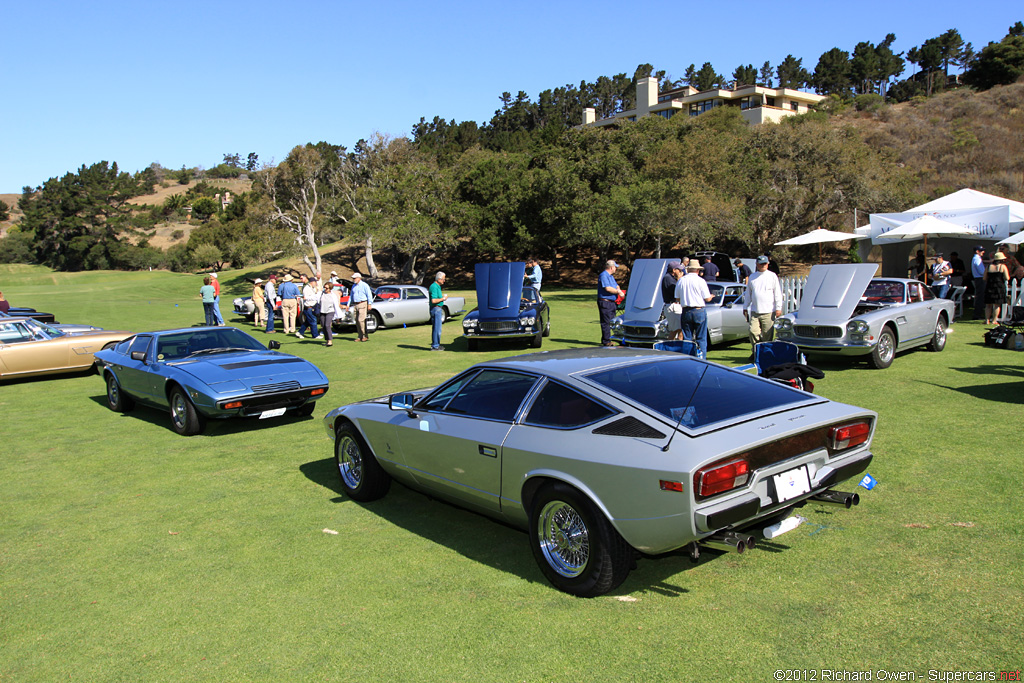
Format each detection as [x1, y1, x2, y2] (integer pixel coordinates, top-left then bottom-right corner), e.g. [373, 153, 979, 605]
[171, 229, 184, 240]
[853, 93, 885, 113]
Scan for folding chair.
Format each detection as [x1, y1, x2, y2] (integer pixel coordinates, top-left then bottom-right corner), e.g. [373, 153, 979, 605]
[653, 339, 703, 359]
[737, 341, 823, 393]
[948, 286, 966, 320]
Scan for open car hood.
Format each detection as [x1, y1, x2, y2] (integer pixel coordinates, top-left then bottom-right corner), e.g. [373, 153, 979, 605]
[620, 259, 670, 322]
[475, 262, 527, 321]
[793, 264, 878, 322]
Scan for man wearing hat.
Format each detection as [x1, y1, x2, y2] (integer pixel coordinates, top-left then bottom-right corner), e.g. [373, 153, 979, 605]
[734, 258, 752, 285]
[743, 256, 783, 352]
[264, 275, 278, 333]
[329, 270, 340, 285]
[597, 260, 624, 347]
[346, 272, 374, 342]
[971, 245, 987, 319]
[930, 254, 953, 298]
[662, 260, 684, 341]
[674, 260, 714, 358]
[277, 274, 301, 335]
[252, 278, 265, 328]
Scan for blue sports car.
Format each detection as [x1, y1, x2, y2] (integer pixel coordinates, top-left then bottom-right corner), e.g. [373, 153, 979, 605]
[94, 326, 329, 435]
[461, 262, 551, 351]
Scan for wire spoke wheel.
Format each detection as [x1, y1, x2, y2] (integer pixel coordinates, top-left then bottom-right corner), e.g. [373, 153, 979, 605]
[337, 433, 364, 490]
[537, 500, 591, 578]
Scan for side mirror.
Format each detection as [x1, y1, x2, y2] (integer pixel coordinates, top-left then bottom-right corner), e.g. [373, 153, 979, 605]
[130, 351, 147, 361]
[268, 340, 281, 350]
[389, 392, 418, 418]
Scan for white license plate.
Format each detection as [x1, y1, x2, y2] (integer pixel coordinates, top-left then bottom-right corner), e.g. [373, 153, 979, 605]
[259, 407, 287, 420]
[773, 465, 811, 502]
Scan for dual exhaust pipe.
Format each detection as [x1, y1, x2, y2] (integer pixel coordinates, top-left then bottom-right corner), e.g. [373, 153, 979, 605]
[697, 490, 858, 555]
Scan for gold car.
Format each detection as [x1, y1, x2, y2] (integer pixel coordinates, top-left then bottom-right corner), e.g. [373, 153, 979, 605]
[0, 317, 131, 380]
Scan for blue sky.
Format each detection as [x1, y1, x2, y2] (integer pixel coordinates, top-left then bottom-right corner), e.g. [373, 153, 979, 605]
[1, 0, 1020, 193]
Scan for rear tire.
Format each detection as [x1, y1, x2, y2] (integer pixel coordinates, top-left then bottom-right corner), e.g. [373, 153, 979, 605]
[366, 312, 381, 333]
[335, 422, 391, 501]
[927, 316, 947, 352]
[105, 373, 135, 413]
[529, 482, 632, 598]
[295, 402, 315, 417]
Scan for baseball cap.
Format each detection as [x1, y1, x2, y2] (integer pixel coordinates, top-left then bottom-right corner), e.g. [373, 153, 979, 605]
[975, 245, 985, 251]
[668, 260, 681, 271]
[352, 272, 362, 279]
[756, 255, 770, 265]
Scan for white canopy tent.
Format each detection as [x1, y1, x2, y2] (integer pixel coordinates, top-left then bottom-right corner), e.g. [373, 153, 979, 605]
[775, 228, 866, 263]
[856, 189, 1024, 277]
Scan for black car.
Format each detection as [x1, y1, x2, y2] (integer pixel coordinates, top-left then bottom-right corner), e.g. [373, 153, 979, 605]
[461, 263, 551, 350]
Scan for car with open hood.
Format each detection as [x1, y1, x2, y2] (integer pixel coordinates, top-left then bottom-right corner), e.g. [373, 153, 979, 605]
[95, 326, 329, 435]
[461, 263, 550, 350]
[610, 259, 748, 348]
[323, 347, 875, 597]
[773, 264, 955, 369]
[0, 317, 131, 380]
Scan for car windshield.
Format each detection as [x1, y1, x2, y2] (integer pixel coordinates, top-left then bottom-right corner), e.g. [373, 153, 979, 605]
[156, 328, 267, 361]
[23, 318, 65, 339]
[863, 281, 905, 303]
[586, 359, 806, 429]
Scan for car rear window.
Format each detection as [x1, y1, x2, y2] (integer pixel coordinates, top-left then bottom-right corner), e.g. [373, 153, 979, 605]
[586, 359, 806, 429]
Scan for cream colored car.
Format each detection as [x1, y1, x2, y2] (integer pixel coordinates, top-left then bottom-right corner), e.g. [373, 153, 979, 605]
[0, 317, 130, 380]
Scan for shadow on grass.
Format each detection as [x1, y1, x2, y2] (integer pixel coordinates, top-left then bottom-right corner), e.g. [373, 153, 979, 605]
[916, 376, 1023, 404]
[298, 455, 764, 597]
[86, 394, 320, 435]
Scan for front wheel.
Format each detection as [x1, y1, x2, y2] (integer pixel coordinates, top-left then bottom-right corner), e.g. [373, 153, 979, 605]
[105, 373, 135, 413]
[169, 387, 206, 436]
[335, 422, 391, 501]
[366, 312, 380, 333]
[294, 402, 315, 417]
[927, 316, 947, 352]
[530, 330, 543, 348]
[868, 328, 896, 369]
[529, 482, 632, 597]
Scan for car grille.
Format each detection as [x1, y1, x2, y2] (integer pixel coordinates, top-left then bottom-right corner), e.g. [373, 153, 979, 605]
[795, 325, 843, 339]
[623, 324, 657, 339]
[251, 380, 301, 394]
[480, 320, 520, 332]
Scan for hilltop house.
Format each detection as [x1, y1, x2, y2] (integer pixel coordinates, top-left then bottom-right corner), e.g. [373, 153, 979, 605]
[582, 77, 826, 128]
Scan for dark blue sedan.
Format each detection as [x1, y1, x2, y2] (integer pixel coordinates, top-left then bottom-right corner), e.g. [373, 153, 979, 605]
[94, 326, 329, 435]
[461, 262, 551, 350]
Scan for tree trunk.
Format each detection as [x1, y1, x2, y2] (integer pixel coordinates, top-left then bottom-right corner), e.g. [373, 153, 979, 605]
[363, 234, 378, 278]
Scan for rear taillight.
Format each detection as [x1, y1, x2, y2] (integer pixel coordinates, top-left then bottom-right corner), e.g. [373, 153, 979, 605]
[829, 421, 871, 452]
[693, 457, 750, 499]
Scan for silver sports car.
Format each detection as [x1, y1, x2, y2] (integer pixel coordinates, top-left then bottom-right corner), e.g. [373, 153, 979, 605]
[334, 284, 466, 333]
[611, 259, 748, 347]
[774, 264, 955, 369]
[323, 348, 875, 597]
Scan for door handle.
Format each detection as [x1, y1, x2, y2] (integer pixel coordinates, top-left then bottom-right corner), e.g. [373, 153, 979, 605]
[478, 445, 497, 458]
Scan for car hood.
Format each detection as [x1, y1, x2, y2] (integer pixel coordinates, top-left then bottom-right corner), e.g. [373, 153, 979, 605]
[475, 262, 527, 321]
[621, 259, 670, 322]
[792, 264, 878, 323]
[170, 352, 326, 387]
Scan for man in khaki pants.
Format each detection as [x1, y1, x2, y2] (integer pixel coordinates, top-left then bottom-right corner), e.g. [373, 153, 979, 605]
[742, 255, 783, 354]
[347, 272, 374, 342]
[278, 274, 301, 335]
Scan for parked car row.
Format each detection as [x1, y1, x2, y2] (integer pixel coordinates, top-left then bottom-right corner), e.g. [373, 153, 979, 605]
[5, 262, 886, 597]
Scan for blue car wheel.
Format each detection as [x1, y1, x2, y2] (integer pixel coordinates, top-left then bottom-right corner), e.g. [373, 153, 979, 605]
[169, 387, 206, 436]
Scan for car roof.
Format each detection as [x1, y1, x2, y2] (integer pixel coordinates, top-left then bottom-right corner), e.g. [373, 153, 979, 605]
[484, 347, 687, 381]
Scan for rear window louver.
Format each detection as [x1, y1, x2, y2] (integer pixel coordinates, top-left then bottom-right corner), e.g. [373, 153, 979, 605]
[592, 416, 665, 439]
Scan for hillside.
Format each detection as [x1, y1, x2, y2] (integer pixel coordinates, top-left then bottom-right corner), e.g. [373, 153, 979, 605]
[840, 82, 1024, 202]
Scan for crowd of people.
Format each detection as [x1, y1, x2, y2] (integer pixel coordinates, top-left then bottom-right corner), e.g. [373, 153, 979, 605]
[911, 244, 1022, 322]
[200, 268, 451, 351]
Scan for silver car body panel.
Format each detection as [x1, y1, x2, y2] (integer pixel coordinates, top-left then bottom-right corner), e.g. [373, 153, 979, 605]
[792, 264, 878, 324]
[324, 348, 875, 555]
[335, 285, 465, 329]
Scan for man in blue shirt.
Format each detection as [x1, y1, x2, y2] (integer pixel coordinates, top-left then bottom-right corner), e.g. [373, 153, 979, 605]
[347, 272, 374, 342]
[597, 260, 624, 347]
[525, 258, 542, 291]
[971, 245, 987, 319]
[700, 256, 719, 282]
[276, 274, 301, 335]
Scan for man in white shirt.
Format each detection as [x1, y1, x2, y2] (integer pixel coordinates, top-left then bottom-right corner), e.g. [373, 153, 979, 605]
[930, 254, 953, 298]
[743, 255, 783, 351]
[674, 261, 714, 358]
[296, 275, 322, 339]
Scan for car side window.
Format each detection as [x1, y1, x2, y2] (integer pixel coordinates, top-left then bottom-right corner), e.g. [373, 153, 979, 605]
[920, 285, 935, 301]
[524, 381, 615, 429]
[441, 370, 538, 422]
[908, 283, 922, 302]
[128, 335, 153, 359]
[0, 322, 29, 343]
[420, 371, 479, 412]
[405, 289, 426, 300]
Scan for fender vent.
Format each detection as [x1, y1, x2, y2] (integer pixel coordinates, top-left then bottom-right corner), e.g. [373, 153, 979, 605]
[592, 416, 665, 439]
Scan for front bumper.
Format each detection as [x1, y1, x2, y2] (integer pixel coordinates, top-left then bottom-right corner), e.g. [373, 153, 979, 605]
[196, 384, 329, 418]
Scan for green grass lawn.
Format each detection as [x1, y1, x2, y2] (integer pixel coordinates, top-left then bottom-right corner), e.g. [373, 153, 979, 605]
[1, 263, 1021, 682]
